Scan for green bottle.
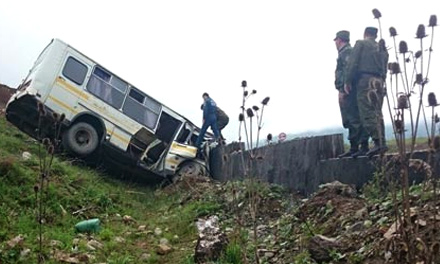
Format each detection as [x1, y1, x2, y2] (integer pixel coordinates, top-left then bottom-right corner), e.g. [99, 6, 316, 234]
[75, 218, 101, 233]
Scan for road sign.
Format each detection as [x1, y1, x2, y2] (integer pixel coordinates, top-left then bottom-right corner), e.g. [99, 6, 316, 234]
[278, 132, 287, 142]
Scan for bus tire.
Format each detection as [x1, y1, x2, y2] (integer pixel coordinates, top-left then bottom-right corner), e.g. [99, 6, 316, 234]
[173, 161, 206, 183]
[63, 122, 99, 156]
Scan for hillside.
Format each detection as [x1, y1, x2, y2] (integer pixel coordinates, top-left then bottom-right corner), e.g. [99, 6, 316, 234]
[1, 100, 440, 263]
[0, 84, 15, 109]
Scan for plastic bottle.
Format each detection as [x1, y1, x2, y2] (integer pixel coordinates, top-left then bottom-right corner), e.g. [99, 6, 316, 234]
[75, 218, 101, 233]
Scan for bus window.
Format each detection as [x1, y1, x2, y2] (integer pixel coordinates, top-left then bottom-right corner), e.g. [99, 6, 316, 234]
[110, 76, 128, 93]
[62, 57, 88, 85]
[123, 88, 160, 130]
[156, 112, 181, 144]
[86, 66, 126, 109]
[176, 126, 190, 144]
[93, 67, 111, 82]
[128, 89, 144, 104]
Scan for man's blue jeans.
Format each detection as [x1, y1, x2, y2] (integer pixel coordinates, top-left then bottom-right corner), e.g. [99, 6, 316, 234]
[195, 116, 220, 148]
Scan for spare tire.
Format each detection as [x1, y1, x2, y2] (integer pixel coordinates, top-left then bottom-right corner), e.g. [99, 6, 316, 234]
[63, 122, 99, 156]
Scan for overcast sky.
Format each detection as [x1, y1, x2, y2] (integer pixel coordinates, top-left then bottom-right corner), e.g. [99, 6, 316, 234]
[0, 0, 437, 142]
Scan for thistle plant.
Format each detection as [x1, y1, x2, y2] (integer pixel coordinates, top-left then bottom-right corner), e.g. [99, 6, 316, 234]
[236, 80, 270, 264]
[372, 9, 439, 263]
[35, 103, 64, 263]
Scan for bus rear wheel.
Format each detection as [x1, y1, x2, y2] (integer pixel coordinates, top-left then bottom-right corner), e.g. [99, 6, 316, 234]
[63, 122, 99, 156]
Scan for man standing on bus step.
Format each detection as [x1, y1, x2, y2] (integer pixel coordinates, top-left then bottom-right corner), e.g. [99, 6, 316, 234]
[195, 93, 220, 149]
[345, 27, 389, 157]
[334, 30, 369, 158]
[200, 104, 229, 144]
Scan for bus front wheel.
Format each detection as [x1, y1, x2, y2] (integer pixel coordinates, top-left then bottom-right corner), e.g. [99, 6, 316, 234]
[172, 161, 206, 183]
[63, 122, 99, 156]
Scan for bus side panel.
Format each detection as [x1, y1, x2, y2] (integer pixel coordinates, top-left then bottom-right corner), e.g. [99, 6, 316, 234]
[105, 123, 131, 151]
[45, 52, 92, 121]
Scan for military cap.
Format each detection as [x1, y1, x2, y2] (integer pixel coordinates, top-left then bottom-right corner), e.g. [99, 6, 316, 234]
[334, 30, 350, 42]
[364, 27, 378, 36]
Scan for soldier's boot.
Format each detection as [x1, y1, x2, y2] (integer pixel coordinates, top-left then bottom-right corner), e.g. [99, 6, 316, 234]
[351, 141, 369, 158]
[338, 142, 358, 159]
[366, 140, 389, 158]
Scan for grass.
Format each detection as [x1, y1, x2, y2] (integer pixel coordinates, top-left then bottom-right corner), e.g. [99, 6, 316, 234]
[341, 136, 431, 154]
[0, 116, 222, 263]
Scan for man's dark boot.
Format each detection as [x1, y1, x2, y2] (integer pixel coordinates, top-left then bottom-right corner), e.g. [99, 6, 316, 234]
[366, 140, 389, 158]
[338, 148, 357, 158]
[351, 142, 369, 158]
[338, 143, 358, 159]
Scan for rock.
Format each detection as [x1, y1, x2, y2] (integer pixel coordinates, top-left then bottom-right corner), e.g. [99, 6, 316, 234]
[139, 253, 151, 261]
[364, 219, 373, 228]
[159, 238, 169, 245]
[22, 152, 32, 161]
[87, 239, 103, 250]
[154, 227, 162, 236]
[258, 249, 275, 258]
[308, 235, 342, 263]
[7, 235, 24, 248]
[318, 181, 357, 198]
[114, 236, 125, 243]
[20, 248, 31, 258]
[415, 219, 427, 227]
[355, 207, 368, 219]
[77, 254, 90, 262]
[123, 215, 135, 223]
[86, 244, 96, 251]
[265, 251, 275, 258]
[138, 225, 146, 231]
[194, 216, 228, 263]
[50, 240, 63, 248]
[348, 221, 364, 232]
[157, 244, 172, 255]
[194, 232, 228, 263]
[54, 250, 80, 263]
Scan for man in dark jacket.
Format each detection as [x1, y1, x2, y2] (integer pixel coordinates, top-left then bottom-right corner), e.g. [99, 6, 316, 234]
[201, 104, 229, 142]
[345, 27, 389, 157]
[216, 107, 229, 142]
[195, 93, 220, 148]
[334, 30, 369, 158]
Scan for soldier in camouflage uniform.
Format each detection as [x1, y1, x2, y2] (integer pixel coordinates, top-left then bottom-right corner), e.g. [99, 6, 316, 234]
[345, 27, 389, 157]
[334, 30, 369, 158]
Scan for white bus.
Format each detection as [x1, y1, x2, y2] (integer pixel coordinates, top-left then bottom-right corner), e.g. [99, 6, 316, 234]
[6, 38, 213, 179]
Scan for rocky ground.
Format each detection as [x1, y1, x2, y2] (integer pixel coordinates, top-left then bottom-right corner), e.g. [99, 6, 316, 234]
[163, 171, 440, 263]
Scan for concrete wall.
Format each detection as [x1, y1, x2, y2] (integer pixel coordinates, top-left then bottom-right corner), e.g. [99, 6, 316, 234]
[210, 134, 439, 195]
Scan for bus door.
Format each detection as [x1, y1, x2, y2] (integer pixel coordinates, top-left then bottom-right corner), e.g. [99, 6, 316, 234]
[163, 122, 197, 173]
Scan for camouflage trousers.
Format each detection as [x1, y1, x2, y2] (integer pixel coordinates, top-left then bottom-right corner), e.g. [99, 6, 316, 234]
[356, 76, 386, 145]
[339, 89, 369, 147]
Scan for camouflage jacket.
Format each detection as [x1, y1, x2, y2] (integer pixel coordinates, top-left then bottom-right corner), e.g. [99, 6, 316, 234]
[335, 43, 352, 92]
[345, 38, 388, 85]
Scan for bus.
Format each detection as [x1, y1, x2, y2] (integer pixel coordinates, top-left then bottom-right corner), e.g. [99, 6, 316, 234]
[6, 38, 213, 180]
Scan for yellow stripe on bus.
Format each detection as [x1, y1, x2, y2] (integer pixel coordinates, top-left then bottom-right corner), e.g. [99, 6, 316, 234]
[171, 142, 197, 155]
[56, 77, 89, 100]
[109, 130, 130, 144]
[166, 158, 180, 166]
[48, 95, 78, 114]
